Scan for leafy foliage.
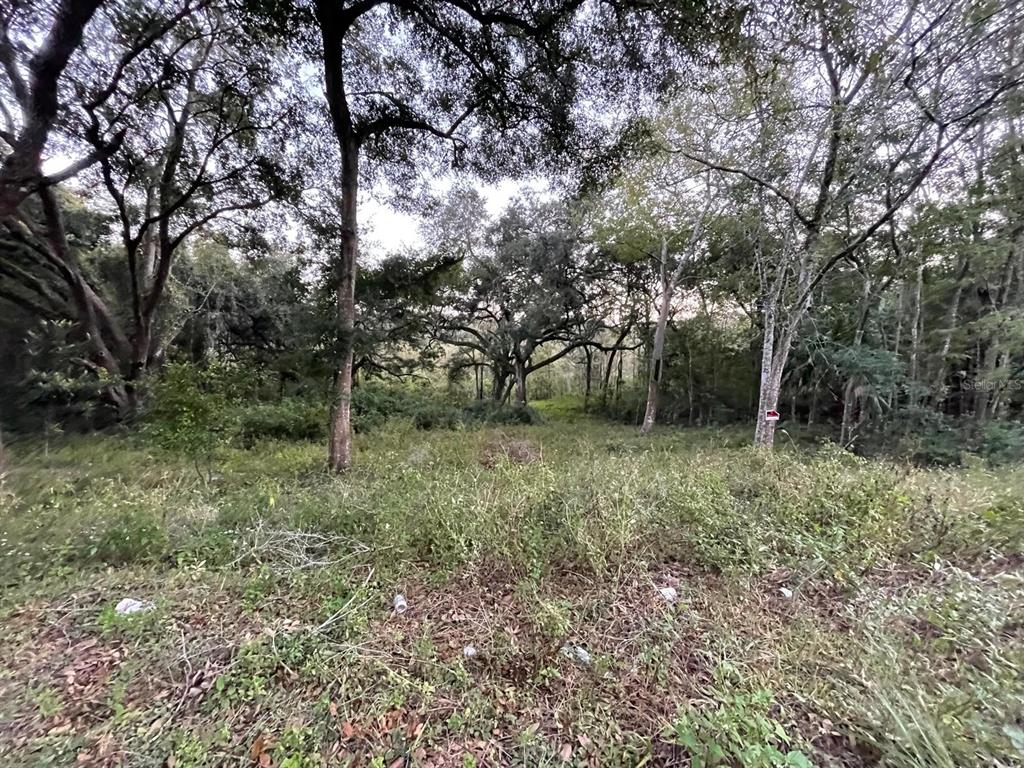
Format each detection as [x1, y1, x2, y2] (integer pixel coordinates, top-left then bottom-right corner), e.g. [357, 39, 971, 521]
[665, 670, 812, 768]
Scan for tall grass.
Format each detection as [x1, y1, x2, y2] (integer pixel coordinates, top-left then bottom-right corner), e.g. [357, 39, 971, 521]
[2, 425, 1020, 585]
[1, 424, 1022, 766]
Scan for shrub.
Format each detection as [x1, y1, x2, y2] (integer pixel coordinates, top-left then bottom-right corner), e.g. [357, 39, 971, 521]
[664, 667, 812, 768]
[86, 508, 169, 566]
[861, 410, 1024, 466]
[236, 398, 327, 446]
[974, 420, 1024, 464]
[143, 362, 241, 466]
[351, 381, 461, 432]
[462, 400, 541, 425]
[594, 384, 647, 425]
[411, 401, 463, 430]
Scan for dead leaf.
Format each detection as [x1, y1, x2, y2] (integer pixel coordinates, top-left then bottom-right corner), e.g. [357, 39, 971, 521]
[250, 734, 267, 762]
[559, 743, 573, 762]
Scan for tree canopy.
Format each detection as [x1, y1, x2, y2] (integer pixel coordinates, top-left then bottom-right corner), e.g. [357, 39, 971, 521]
[1, 0, 1023, 466]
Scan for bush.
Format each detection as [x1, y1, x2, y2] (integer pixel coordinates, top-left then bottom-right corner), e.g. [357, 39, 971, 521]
[594, 384, 647, 425]
[664, 667, 812, 768]
[462, 399, 541, 425]
[861, 409, 1024, 466]
[974, 420, 1024, 464]
[143, 362, 241, 465]
[86, 508, 169, 566]
[350, 381, 460, 432]
[411, 401, 463, 430]
[236, 398, 327, 446]
[146, 367, 475, 454]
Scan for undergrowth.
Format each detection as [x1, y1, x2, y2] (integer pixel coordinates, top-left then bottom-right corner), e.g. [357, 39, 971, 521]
[0, 424, 1021, 766]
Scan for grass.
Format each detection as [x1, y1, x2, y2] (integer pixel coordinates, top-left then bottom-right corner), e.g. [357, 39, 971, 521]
[0, 417, 1022, 767]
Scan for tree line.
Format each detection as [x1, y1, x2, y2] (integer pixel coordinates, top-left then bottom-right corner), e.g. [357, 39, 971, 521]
[1, 0, 1022, 468]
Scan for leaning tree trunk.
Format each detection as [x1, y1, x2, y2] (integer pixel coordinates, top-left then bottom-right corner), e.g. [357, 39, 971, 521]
[328, 135, 359, 472]
[600, 324, 630, 407]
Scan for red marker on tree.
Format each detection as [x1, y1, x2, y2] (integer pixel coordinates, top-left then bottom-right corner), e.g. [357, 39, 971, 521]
[765, 410, 780, 421]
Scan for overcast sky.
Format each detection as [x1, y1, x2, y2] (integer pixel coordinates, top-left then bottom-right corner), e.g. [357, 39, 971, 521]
[360, 176, 552, 254]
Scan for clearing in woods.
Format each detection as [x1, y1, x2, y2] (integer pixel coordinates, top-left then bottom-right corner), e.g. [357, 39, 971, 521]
[0, 420, 1021, 767]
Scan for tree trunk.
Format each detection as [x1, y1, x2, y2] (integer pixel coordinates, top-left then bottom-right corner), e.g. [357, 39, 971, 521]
[686, 337, 695, 425]
[513, 358, 528, 406]
[616, 352, 623, 402]
[909, 262, 924, 387]
[840, 272, 873, 447]
[600, 349, 615, 406]
[641, 239, 672, 435]
[37, 187, 131, 413]
[328, 135, 359, 472]
[975, 231, 1021, 423]
[600, 324, 630, 407]
[583, 347, 593, 408]
[934, 253, 968, 397]
[890, 283, 904, 410]
[753, 293, 784, 447]
[491, 368, 508, 402]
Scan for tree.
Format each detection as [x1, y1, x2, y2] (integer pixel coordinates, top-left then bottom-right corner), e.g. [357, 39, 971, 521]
[1, 0, 286, 415]
[682, 0, 1022, 447]
[76, 3, 289, 409]
[0, 0, 107, 216]
[353, 252, 460, 380]
[442, 196, 610, 406]
[593, 108, 722, 433]
[294, 0, 597, 469]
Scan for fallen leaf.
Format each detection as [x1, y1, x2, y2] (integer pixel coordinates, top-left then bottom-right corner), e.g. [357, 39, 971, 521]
[249, 734, 266, 761]
[559, 743, 573, 762]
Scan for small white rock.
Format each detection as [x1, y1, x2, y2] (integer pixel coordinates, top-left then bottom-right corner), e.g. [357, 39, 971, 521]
[659, 586, 678, 603]
[114, 598, 154, 615]
[463, 644, 477, 658]
[779, 587, 794, 599]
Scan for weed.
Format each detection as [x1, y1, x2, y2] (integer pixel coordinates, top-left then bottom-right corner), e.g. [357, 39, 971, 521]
[664, 668, 812, 768]
[0, 425, 1021, 767]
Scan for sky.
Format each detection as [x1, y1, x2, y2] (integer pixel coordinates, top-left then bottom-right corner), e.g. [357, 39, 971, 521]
[359, 176, 552, 254]
[41, 147, 550, 262]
